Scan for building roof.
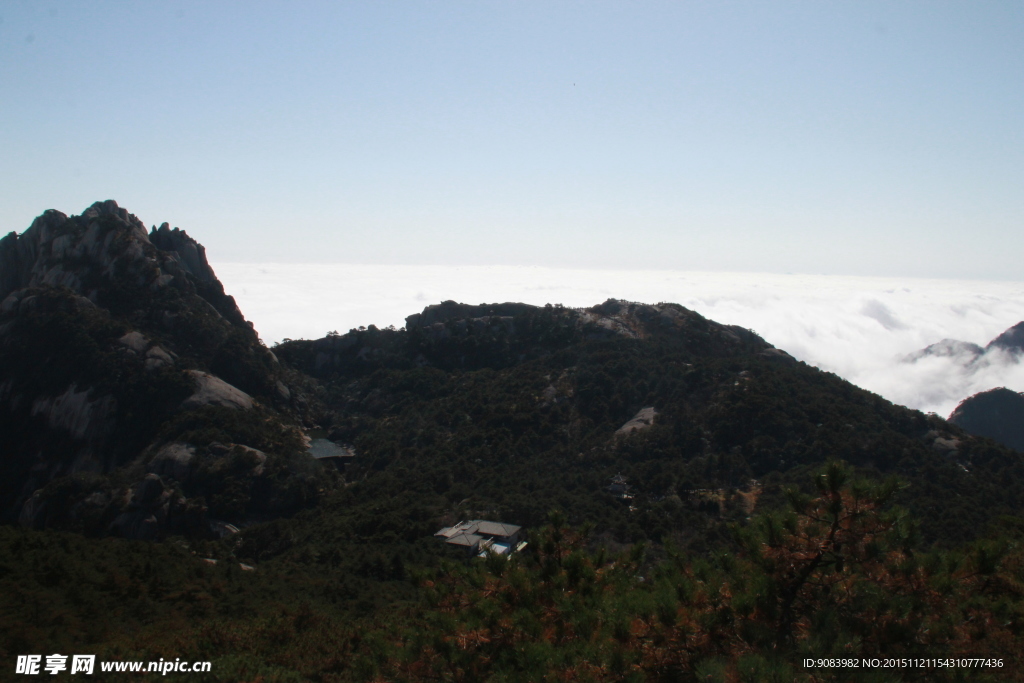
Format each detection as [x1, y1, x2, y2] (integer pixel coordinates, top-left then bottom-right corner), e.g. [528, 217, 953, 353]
[435, 520, 521, 545]
[445, 532, 483, 547]
[472, 520, 521, 537]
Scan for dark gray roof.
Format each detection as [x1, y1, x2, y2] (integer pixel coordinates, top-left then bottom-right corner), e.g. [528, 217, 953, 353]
[435, 519, 521, 546]
[472, 521, 520, 537]
[445, 533, 483, 547]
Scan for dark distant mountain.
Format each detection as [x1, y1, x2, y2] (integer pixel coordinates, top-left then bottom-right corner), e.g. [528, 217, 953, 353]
[986, 321, 1024, 355]
[904, 324, 1024, 453]
[949, 387, 1024, 452]
[903, 321, 1024, 365]
[902, 338, 984, 363]
[0, 201, 331, 538]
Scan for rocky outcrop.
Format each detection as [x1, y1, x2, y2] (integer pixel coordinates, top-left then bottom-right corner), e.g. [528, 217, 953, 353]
[0, 200, 249, 330]
[148, 442, 197, 481]
[145, 345, 175, 369]
[30, 384, 117, 441]
[616, 407, 658, 436]
[118, 330, 150, 354]
[229, 444, 267, 476]
[758, 348, 797, 364]
[0, 201, 163, 302]
[181, 370, 254, 410]
[148, 223, 218, 283]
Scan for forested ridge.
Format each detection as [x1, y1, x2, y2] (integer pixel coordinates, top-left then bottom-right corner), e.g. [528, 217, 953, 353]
[2, 204, 1023, 681]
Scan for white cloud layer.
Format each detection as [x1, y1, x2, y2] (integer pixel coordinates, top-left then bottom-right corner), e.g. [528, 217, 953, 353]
[213, 263, 1024, 419]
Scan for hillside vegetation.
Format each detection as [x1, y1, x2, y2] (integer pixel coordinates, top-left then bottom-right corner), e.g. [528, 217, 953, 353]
[2, 203, 1023, 681]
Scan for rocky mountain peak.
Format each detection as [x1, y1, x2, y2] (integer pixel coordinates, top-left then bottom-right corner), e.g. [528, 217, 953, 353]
[1, 202, 320, 539]
[149, 222, 217, 284]
[1, 200, 174, 303]
[0, 200, 252, 328]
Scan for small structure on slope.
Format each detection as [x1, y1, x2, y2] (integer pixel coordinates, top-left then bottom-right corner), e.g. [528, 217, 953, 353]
[435, 520, 524, 557]
[607, 473, 633, 500]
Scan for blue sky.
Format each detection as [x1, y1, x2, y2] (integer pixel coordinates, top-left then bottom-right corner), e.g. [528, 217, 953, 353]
[2, 1, 1022, 278]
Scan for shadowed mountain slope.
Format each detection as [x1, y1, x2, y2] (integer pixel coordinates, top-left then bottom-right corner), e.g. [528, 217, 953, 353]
[270, 299, 1023, 550]
[3, 202, 1024, 679]
[950, 387, 1024, 452]
[0, 202, 332, 538]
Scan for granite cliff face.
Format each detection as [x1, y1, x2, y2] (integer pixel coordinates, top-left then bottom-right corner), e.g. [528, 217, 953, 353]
[0, 202, 330, 538]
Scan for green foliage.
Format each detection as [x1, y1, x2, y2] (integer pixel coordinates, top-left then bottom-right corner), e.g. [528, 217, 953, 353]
[363, 465, 1024, 682]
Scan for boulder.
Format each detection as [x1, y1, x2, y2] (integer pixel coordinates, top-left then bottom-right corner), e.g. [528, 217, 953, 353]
[148, 442, 196, 481]
[117, 330, 150, 354]
[181, 370, 254, 410]
[759, 348, 797, 364]
[276, 380, 291, 400]
[30, 384, 117, 440]
[616, 407, 658, 436]
[144, 345, 175, 369]
[230, 444, 267, 476]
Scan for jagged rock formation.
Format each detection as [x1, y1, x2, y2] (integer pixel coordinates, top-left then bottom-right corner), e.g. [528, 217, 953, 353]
[0, 201, 331, 539]
[949, 387, 1024, 452]
[3, 201, 212, 306]
[148, 222, 218, 283]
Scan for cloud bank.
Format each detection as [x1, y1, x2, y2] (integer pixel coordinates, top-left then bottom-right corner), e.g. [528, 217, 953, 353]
[213, 263, 1024, 419]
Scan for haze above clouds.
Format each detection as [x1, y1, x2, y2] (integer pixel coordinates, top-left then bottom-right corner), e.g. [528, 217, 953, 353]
[215, 264, 1024, 419]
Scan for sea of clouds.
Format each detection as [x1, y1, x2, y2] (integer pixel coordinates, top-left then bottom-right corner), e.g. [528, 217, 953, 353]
[213, 264, 1024, 419]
